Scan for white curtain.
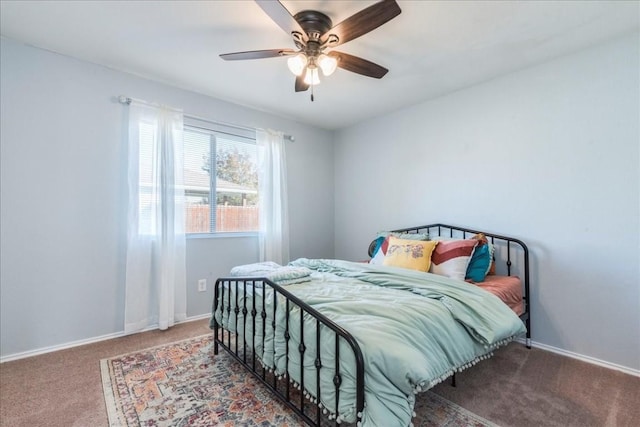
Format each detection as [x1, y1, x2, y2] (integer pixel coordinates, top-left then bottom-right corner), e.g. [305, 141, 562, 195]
[124, 101, 187, 334]
[257, 129, 290, 265]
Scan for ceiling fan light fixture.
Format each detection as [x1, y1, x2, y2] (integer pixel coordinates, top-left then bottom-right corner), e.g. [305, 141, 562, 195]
[221, 0, 402, 98]
[303, 67, 321, 85]
[287, 53, 308, 76]
[317, 54, 337, 76]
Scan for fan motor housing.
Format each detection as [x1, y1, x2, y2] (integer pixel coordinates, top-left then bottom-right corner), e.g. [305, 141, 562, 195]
[294, 10, 332, 40]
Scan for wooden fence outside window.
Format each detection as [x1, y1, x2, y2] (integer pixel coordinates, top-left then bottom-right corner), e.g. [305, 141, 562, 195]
[186, 204, 259, 233]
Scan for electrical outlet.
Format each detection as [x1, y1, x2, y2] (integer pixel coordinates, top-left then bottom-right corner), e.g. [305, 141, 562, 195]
[197, 279, 207, 292]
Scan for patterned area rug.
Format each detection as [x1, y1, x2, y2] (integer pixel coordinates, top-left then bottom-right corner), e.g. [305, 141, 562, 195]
[101, 334, 499, 427]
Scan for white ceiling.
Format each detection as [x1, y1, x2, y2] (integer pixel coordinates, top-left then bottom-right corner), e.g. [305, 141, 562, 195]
[1, 0, 638, 130]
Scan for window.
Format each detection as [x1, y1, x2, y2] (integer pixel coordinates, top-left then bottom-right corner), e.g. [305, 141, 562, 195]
[183, 118, 258, 234]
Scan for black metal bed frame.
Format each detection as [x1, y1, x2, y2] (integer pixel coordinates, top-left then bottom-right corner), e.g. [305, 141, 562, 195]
[212, 223, 531, 427]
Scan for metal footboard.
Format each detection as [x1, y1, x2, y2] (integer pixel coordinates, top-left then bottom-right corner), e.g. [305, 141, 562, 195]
[212, 277, 365, 427]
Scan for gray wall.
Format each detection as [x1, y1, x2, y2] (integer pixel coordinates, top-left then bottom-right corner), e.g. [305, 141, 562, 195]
[334, 33, 639, 372]
[0, 37, 335, 358]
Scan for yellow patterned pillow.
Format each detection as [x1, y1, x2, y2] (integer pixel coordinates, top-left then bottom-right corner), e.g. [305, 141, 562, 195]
[382, 236, 439, 271]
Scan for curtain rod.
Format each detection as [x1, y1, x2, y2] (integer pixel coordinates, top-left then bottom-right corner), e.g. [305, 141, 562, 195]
[118, 95, 294, 142]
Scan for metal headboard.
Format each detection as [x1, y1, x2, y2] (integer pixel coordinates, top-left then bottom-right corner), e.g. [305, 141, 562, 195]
[375, 223, 531, 348]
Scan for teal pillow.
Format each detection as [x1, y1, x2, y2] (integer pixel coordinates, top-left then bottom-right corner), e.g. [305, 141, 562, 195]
[369, 236, 386, 257]
[465, 243, 492, 282]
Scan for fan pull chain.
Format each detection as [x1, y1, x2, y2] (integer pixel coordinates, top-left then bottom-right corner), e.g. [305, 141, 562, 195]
[311, 84, 315, 102]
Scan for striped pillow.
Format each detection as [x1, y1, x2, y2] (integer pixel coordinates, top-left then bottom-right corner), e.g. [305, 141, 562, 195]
[369, 236, 390, 264]
[429, 239, 478, 281]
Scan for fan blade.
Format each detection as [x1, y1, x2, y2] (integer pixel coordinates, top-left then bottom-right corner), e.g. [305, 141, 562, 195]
[329, 51, 388, 79]
[321, 0, 401, 46]
[255, 0, 308, 42]
[219, 49, 295, 60]
[295, 74, 309, 92]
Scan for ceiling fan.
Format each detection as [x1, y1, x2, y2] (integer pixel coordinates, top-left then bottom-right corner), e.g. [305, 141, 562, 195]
[219, 0, 402, 101]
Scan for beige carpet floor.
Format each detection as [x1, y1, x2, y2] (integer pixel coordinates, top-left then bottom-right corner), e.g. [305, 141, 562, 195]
[1, 318, 638, 427]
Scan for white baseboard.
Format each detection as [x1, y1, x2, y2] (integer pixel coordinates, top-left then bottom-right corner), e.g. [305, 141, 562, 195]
[0, 313, 211, 364]
[3, 319, 638, 378]
[516, 338, 639, 377]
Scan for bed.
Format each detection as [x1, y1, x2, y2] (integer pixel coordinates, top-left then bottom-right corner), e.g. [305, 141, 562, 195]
[211, 223, 531, 427]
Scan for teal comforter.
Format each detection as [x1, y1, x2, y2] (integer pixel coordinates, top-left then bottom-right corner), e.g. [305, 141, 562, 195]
[214, 259, 526, 427]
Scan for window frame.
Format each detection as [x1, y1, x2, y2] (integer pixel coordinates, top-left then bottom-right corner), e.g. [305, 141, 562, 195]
[183, 117, 259, 238]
